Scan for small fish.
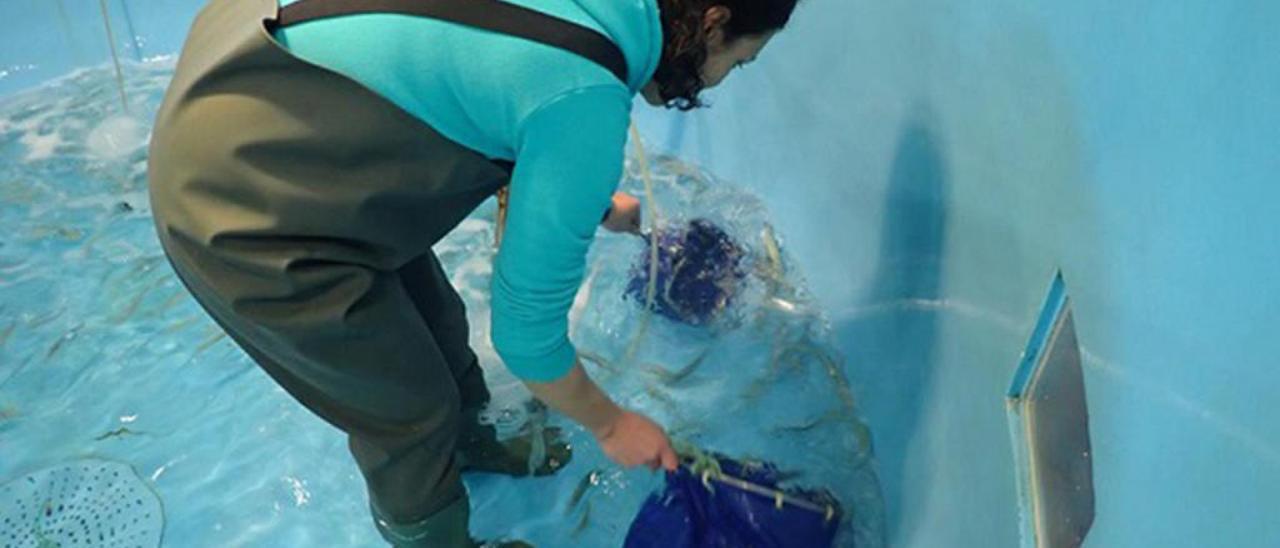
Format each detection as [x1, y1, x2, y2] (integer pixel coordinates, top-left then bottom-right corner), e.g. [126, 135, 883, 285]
[155, 288, 188, 314]
[193, 329, 227, 355]
[26, 307, 65, 328]
[164, 315, 202, 333]
[0, 406, 19, 420]
[109, 283, 156, 322]
[56, 227, 84, 241]
[738, 458, 806, 484]
[73, 222, 112, 257]
[666, 419, 702, 441]
[0, 321, 16, 347]
[644, 383, 678, 410]
[565, 468, 602, 514]
[769, 408, 845, 435]
[578, 350, 616, 372]
[651, 348, 711, 385]
[742, 341, 789, 402]
[126, 255, 163, 276]
[94, 427, 138, 441]
[45, 324, 82, 360]
[770, 416, 826, 434]
[760, 224, 784, 276]
[763, 296, 800, 314]
[802, 343, 858, 412]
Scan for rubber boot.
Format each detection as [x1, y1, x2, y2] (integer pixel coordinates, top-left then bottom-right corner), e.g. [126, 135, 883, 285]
[372, 496, 533, 548]
[373, 496, 471, 548]
[457, 411, 572, 477]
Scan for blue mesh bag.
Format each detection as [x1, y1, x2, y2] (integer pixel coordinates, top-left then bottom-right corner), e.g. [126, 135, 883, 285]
[624, 454, 844, 548]
[627, 219, 747, 325]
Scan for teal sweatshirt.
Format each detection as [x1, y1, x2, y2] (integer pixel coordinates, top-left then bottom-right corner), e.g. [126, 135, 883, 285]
[273, 0, 662, 381]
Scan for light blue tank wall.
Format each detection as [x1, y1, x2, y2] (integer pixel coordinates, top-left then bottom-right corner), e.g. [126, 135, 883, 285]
[0, 0, 201, 95]
[3, 1, 1277, 546]
[633, 0, 1280, 546]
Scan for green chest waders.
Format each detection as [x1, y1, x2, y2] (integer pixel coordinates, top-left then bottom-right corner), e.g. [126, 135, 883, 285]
[146, 0, 629, 544]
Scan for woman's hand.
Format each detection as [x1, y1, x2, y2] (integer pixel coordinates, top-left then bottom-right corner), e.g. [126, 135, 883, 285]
[603, 192, 642, 234]
[594, 410, 679, 471]
[522, 360, 677, 471]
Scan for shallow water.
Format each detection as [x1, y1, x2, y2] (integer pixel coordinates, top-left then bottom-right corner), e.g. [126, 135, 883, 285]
[0, 61, 884, 547]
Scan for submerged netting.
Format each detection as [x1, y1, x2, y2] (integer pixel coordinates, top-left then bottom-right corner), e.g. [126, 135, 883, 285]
[0, 460, 163, 548]
[556, 140, 885, 545]
[626, 219, 748, 326]
[625, 449, 842, 548]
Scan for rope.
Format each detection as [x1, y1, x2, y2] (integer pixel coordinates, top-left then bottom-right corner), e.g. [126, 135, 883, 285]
[622, 122, 662, 366]
[98, 0, 129, 114]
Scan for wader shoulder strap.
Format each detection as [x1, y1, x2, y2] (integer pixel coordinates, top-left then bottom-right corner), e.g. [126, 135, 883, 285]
[268, 0, 631, 84]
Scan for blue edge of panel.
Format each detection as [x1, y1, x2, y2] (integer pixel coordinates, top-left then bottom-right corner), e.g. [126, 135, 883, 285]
[1008, 271, 1068, 399]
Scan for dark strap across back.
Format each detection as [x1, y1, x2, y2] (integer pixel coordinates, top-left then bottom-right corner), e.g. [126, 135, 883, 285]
[267, 0, 631, 84]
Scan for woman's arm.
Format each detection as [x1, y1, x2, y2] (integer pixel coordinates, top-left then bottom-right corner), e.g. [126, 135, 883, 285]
[525, 359, 676, 470]
[489, 85, 675, 470]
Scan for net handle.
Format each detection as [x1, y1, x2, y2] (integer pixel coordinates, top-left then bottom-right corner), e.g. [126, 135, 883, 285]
[693, 466, 839, 523]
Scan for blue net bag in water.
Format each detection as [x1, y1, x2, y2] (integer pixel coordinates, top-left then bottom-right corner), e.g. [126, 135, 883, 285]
[627, 219, 747, 325]
[624, 454, 844, 548]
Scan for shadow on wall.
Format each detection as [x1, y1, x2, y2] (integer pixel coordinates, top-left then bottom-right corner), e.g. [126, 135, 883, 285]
[840, 109, 949, 545]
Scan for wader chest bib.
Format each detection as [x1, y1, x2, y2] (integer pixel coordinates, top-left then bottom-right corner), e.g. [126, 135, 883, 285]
[147, 0, 629, 536]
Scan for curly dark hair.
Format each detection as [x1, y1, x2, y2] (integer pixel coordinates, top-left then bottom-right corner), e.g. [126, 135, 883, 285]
[652, 0, 799, 110]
